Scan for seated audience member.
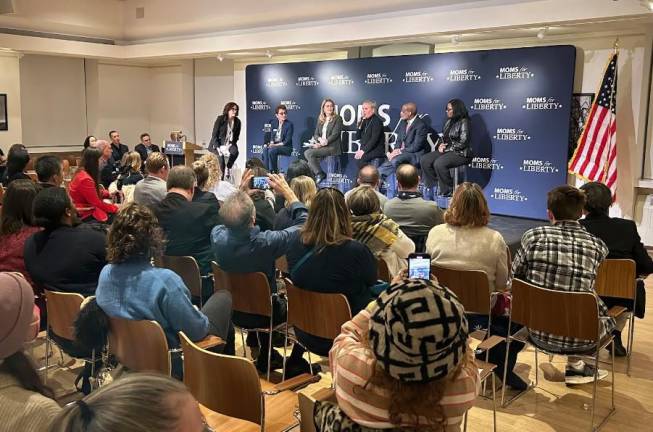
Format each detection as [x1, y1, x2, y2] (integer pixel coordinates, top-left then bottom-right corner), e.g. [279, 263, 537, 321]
[49, 373, 207, 432]
[82, 135, 96, 149]
[35, 155, 63, 189]
[347, 186, 414, 278]
[134, 132, 160, 171]
[191, 160, 221, 206]
[133, 152, 169, 207]
[0, 148, 5, 180]
[0, 144, 30, 186]
[425, 182, 522, 389]
[0, 273, 60, 431]
[580, 181, 653, 356]
[0, 180, 41, 288]
[199, 152, 236, 203]
[108, 130, 129, 164]
[287, 187, 377, 316]
[95, 203, 234, 360]
[95, 140, 119, 188]
[343, 164, 387, 208]
[273, 159, 313, 211]
[116, 151, 144, 187]
[274, 175, 316, 231]
[426, 182, 509, 291]
[383, 164, 444, 250]
[153, 166, 220, 298]
[513, 185, 615, 385]
[69, 147, 118, 224]
[248, 165, 276, 232]
[211, 172, 310, 374]
[323, 278, 478, 431]
[24, 187, 107, 297]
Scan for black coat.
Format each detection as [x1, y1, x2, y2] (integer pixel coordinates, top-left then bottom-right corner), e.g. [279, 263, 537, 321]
[209, 115, 241, 152]
[134, 143, 161, 170]
[192, 187, 220, 207]
[153, 192, 221, 274]
[110, 143, 129, 165]
[356, 114, 385, 160]
[442, 117, 472, 158]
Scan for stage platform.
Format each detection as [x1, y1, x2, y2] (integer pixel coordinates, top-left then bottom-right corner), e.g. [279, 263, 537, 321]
[487, 214, 548, 256]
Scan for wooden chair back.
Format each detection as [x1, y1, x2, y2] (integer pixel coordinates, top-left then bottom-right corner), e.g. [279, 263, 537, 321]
[430, 265, 492, 315]
[285, 280, 352, 340]
[44, 290, 84, 341]
[210, 261, 231, 292]
[0, 185, 4, 204]
[594, 259, 636, 300]
[108, 317, 171, 375]
[377, 258, 391, 283]
[227, 271, 273, 317]
[160, 255, 202, 299]
[298, 388, 335, 432]
[180, 331, 263, 426]
[510, 279, 599, 341]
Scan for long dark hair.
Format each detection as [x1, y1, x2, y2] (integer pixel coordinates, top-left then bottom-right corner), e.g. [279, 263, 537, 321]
[222, 101, 239, 117]
[447, 98, 469, 122]
[83, 136, 96, 149]
[0, 179, 39, 236]
[0, 351, 55, 399]
[6, 144, 30, 177]
[79, 147, 102, 195]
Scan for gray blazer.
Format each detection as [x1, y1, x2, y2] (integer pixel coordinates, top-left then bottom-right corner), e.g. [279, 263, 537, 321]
[133, 176, 168, 208]
[312, 115, 343, 155]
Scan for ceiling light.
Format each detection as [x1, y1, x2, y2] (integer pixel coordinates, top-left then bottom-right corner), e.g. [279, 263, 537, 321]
[216, 54, 224, 62]
[649, 1, 653, 11]
[537, 27, 549, 40]
[451, 35, 460, 45]
[265, 50, 273, 58]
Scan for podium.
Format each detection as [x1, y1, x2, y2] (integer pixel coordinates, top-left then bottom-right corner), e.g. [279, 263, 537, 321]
[183, 141, 203, 167]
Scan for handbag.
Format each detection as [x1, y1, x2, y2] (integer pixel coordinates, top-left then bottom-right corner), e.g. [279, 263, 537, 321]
[491, 291, 511, 317]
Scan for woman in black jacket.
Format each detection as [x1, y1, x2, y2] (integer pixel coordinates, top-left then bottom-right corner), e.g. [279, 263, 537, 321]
[209, 102, 241, 179]
[420, 98, 472, 197]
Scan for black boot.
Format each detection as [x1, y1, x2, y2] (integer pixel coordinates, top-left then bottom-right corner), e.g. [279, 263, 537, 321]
[607, 331, 627, 357]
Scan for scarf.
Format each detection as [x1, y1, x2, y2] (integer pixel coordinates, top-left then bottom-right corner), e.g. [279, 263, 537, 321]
[351, 213, 399, 256]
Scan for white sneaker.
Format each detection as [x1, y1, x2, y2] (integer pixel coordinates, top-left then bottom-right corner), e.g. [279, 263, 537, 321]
[565, 361, 608, 385]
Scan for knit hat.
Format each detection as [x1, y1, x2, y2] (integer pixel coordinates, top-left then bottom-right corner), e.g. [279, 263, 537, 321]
[0, 273, 35, 359]
[368, 279, 468, 383]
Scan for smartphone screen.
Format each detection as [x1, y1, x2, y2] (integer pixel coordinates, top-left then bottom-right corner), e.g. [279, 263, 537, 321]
[408, 254, 431, 280]
[251, 176, 270, 190]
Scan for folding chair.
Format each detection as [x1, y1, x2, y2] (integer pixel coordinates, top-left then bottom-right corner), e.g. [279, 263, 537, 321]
[594, 259, 637, 375]
[502, 279, 616, 431]
[159, 255, 210, 308]
[377, 258, 391, 283]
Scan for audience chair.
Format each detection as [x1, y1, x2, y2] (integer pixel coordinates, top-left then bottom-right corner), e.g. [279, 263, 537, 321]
[180, 331, 317, 432]
[108, 317, 222, 376]
[215, 263, 284, 380]
[297, 388, 336, 432]
[43, 290, 97, 386]
[405, 233, 427, 253]
[283, 279, 352, 379]
[377, 258, 391, 283]
[0, 184, 5, 204]
[211, 261, 231, 292]
[275, 256, 289, 276]
[503, 279, 616, 431]
[159, 255, 209, 307]
[594, 258, 637, 375]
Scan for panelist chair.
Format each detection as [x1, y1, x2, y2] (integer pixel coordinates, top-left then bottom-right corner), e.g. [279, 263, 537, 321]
[502, 279, 616, 431]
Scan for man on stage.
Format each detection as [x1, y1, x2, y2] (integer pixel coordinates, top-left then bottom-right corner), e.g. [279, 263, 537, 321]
[353, 100, 385, 168]
[262, 104, 294, 173]
[379, 102, 428, 179]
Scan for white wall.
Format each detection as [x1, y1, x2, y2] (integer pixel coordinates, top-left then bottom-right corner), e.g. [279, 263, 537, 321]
[0, 52, 22, 152]
[194, 58, 235, 147]
[19, 54, 87, 148]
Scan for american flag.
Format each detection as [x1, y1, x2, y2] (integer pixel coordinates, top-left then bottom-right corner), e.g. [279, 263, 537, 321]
[569, 53, 618, 197]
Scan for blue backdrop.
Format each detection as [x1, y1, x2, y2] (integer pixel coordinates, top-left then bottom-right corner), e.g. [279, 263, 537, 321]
[245, 45, 576, 219]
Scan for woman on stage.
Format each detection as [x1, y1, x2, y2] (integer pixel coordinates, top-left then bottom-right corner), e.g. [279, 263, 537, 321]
[420, 98, 472, 197]
[305, 98, 343, 183]
[209, 102, 241, 179]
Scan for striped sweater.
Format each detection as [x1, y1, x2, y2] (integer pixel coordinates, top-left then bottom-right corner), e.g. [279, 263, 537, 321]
[0, 371, 61, 432]
[329, 308, 480, 430]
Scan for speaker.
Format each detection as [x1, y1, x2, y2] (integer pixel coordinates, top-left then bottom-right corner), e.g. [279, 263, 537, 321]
[0, 0, 15, 14]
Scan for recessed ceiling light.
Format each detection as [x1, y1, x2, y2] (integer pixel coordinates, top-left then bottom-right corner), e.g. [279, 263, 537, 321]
[216, 54, 224, 62]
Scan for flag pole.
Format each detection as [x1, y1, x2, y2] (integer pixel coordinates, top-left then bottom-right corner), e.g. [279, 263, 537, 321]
[603, 43, 619, 184]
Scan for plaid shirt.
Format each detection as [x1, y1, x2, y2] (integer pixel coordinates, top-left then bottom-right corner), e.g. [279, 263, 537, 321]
[512, 221, 615, 351]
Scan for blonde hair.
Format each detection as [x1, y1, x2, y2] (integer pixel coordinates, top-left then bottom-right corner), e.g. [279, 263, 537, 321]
[49, 373, 193, 432]
[123, 152, 141, 172]
[192, 160, 209, 189]
[346, 185, 381, 216]
[199, 153, 222, 190]
[301, 188, 351, 250]
[288, 176, 317, 209]
[318, 98, 337, 124]
[145, 152, 168, 175]
[444, 182, 490, 227]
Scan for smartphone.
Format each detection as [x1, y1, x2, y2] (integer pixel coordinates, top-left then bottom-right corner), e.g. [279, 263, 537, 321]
[408, 253, 431, 280]
[250, 176, 270, 190]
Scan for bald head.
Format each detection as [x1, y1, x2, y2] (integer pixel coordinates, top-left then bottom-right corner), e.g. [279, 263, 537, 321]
[400, 102, 417, 121]
[357, 165, 380, 188]
[396, 164, 419, 191]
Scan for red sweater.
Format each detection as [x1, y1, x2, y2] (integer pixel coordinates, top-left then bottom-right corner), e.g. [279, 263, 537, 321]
[69, 170, 118, 222]
[0, 226, 41, 292]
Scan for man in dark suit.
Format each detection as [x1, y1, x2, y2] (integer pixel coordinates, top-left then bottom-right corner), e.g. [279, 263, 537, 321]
[153, 166, 221, 296]
[262, 104, 294, 173]
[354, 100, 386, 168]
[378, 102, 428, 179]
[134, 132, 161, 171]
[108, 130, 129, 164]
[579, 182, 653, 355]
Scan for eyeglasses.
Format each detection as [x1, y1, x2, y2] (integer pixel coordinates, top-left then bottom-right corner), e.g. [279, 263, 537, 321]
[277, 111, 287, 116]
[445, 108, 453, 112]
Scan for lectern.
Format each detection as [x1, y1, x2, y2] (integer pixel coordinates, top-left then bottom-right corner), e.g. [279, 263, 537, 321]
[183, 142, 203, 167]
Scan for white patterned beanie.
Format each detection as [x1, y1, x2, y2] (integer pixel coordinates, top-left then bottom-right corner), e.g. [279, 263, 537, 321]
[368, 278, 468, 383]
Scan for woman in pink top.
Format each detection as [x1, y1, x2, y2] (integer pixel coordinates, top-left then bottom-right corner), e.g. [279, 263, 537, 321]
[69, 146, 118, 223]
[324, 278, 479, 431]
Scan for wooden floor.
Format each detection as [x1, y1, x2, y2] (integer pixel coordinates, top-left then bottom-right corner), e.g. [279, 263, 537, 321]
[40, 275, 653, 431]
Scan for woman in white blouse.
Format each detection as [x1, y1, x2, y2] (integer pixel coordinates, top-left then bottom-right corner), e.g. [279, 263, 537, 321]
[425, 182, 509, 292]
[305, 98, 344, 184]
[199, 153, 236, 203]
